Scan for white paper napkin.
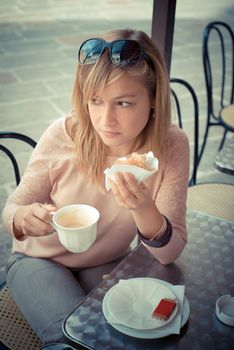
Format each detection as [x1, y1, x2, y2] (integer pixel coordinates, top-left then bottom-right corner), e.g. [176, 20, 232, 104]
[104, 151, 159, 191]
[166, 284, 185, 334]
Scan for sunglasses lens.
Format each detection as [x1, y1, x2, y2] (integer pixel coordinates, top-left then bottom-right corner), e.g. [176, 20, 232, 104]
[79, 39, 104, 64]
[78, 39, 144, 67]
[111, 40, 142, 66]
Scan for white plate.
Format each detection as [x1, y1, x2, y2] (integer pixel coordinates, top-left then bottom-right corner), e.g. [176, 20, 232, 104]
[106, 278, 178, 330]
[102, 278, 190, 339]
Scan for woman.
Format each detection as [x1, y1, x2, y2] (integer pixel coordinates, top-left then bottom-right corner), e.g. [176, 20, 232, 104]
[2, 28, 189, 344]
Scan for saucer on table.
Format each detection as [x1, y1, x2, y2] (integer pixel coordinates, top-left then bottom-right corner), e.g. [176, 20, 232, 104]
[102, 277, 190, 339]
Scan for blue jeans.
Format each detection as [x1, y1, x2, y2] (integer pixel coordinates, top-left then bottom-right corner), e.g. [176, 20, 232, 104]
[6, 252, 123, 344]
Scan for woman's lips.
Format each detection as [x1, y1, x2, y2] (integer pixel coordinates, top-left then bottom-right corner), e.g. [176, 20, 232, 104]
[101, 130, 120, 138]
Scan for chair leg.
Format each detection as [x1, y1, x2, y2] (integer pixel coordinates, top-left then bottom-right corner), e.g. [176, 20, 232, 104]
[218, 129, 227, 151]
[198, 121, 210, 165]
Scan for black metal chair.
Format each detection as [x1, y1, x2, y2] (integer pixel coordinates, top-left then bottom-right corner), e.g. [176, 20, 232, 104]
[0, 131, 37, 185]
[170, 78, 200, 186]
[199, 21, 234, 161]
[169, 78, 234, 221]
[0, 132, 41, 350]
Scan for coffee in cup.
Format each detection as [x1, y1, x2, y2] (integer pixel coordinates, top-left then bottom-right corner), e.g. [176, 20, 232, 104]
[52, 204, 100, 253]
[56, 212, 87, 228]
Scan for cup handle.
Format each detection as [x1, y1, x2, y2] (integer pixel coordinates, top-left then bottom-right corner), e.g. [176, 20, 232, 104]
[47, 211, 57, 231]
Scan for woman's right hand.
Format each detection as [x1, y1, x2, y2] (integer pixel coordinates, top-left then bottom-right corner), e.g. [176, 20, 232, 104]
[13, 203, 57, 239]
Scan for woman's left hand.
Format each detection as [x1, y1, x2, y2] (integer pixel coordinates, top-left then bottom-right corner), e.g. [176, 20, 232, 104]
[110, 172, 153, 210]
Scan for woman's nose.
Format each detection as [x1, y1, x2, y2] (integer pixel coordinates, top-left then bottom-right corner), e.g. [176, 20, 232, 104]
[102, 105, 116, 125]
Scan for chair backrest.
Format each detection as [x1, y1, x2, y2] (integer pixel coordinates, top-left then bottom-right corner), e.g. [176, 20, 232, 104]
[203, 21, 234, 120]
[170, 78, 199, 186]
[0, 132, 37, 186]
[0, 133, 38, 348]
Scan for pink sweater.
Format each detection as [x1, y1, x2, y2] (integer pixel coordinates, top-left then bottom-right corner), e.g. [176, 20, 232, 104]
[2, 115, 189, 266]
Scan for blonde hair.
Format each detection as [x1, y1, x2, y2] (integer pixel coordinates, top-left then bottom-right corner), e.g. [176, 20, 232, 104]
[72, 28, 171, 188]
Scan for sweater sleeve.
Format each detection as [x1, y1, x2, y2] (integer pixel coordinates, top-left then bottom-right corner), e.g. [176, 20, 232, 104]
[1, 123, 58, 236]
[140, 126, 190, 265]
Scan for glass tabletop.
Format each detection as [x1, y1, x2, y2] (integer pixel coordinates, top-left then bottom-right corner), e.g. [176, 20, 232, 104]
[63, 210, 234, 350]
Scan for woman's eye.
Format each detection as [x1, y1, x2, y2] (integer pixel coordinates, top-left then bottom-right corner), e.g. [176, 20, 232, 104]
[91, 97, 102, 105]
[117, 101, 131, 107]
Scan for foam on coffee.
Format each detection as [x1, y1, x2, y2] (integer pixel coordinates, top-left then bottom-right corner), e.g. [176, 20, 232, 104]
[57, 211, 87, 228]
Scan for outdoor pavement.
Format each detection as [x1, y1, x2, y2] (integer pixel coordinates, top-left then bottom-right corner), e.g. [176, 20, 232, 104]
[0, 0, 234, 285]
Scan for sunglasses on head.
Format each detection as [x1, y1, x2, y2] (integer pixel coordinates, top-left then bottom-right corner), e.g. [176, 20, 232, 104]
[78, 38, 152, 67]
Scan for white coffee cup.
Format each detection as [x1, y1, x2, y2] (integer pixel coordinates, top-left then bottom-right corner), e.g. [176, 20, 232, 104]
[52, 204, 100, 253]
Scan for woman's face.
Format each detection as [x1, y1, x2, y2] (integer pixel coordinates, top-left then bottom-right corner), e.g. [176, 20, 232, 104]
[88, 73, 153, 156]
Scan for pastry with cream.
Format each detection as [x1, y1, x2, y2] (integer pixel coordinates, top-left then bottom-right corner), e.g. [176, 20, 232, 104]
[104, 151, 159, 190]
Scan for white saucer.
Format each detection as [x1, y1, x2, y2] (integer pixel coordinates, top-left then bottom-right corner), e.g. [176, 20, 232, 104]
[106, 278, 178, 330]
[102, 278, 190, 339]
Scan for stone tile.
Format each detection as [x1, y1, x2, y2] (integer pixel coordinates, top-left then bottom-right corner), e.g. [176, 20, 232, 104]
[0, 22, 23, 33]
[0, 50, 69, 69]
[0, 225, 12, 285]
[197, 139, 234, 186]
[0, 99, 59, 129]
[171, 56, 204, 78]
[44, 77, 74, 95]
[61, 48, 78, 60]
[55, 61, 77, 76]
[0, 185, 14, 278]
[0, 82, 53, 103]
[0, 186, 11, 214]
[58, 35, 89, 47]
[2, 38, 63, 54]
[0, 72, 18, 84]
[0, 149, 33, 184]
[0, 31, 20, 43]
[15, 65, 65, 81]
[0, 2, 17, 11]
[68, 18, 151, 35]
[21, 23, 82, 41]
[50, 95, 72, 114]
[10, 120, 56, 142]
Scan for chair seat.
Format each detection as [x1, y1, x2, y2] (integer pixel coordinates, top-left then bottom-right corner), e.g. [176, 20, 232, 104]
[0, 286, 42, 350]
[187, 183, 234, 222]
[220, 104, 234, 129]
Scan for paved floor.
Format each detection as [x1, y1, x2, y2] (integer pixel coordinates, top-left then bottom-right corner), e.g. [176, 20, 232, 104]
[0, 0, 234, 284]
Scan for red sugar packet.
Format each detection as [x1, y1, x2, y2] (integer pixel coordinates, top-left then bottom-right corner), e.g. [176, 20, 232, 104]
[152, 298, 177, 321]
